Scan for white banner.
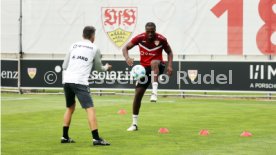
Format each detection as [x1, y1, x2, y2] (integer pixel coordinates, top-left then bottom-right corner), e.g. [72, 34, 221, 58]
[1, 0, 276, 55]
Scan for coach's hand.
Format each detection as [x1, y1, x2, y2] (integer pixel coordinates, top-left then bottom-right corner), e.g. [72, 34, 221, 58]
[105, 63, 112, 71]
[126, 57, 134, 66]
[166, 66, 173, 76]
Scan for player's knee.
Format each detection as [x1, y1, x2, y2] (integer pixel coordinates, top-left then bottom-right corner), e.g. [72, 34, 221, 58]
[68, 103, 76, 113]
[150, 60, 160, 67]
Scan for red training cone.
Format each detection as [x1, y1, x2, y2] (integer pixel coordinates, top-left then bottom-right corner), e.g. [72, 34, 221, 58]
[158, 128, 169, 134]
[199, 129, 209, 136]
[240, 131, 252, 137]
[117, 109, 127, 115]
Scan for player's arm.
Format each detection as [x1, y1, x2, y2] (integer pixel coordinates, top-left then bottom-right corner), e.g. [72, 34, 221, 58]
[62, 51, 71, 70]
[164, 45, 173, 76]
[93, 49, 112, 72]
[122, 42, 135, 66]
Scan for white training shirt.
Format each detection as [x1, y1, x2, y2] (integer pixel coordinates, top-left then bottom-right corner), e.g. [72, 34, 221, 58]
[62, 39, 107, 85]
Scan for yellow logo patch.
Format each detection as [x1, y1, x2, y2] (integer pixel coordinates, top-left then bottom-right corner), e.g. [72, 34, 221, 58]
[107, 28, 132, 48]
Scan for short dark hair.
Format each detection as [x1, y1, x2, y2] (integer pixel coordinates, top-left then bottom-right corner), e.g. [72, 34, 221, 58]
[83, 26, 96, 39]
[145, 22, 156, 29]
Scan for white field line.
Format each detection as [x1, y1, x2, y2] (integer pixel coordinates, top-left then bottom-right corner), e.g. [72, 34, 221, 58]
[1, 97, 32, 101]
[97, 99, 176, 103]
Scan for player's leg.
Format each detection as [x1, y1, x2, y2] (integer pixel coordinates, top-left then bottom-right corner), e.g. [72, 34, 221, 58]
[151, 60, 161, 82]
[86, 107, 98, 130]
[63, 103, 76, 130]
[133, 87, 147, 115]
[74, 84, 110, 146]
[62, 104, 76, 142]
[84, 107, 109, 145]
[61, 83, 76, 143]
[127, 68, 151, 131]
[150, 60, 161, 102]
[127, 87, 146, 131]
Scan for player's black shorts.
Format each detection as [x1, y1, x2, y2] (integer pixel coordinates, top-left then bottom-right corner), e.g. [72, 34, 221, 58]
[136, 63, 165, 89]
[63, 83, 93, 108]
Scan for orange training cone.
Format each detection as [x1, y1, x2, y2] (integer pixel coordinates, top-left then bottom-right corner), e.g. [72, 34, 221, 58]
[240, 131, 252, 137]
[117, 109, 127, 115]
[158, 128, 169, 134]
[199, 129, 209, 136]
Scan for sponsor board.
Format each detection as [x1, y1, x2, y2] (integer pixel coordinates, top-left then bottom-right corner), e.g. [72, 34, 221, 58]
[21, 60, 63, 87]
[179, 62, 276, 91]
[1, 60, 275, 91]
[1, 60, 18, 87]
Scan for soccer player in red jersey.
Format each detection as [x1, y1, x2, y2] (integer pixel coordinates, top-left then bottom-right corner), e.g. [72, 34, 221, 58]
[122, 22, 173, 131]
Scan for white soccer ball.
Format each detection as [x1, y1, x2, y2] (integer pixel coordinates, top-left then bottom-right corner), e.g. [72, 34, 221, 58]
[130, 65, 146, 79]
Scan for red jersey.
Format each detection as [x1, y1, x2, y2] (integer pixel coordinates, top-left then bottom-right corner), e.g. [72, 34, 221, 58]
[131, 33, 170, 67]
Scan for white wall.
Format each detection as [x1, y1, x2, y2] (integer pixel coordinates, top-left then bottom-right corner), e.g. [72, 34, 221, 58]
[1, 0, 275, 56]
[1, 0, 20, 53]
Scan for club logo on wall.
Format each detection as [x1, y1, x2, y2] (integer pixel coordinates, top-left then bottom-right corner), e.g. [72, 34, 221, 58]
[188, 70, 198, 82]
[102, 7, 137, 48]
[27, 68, 37, 79]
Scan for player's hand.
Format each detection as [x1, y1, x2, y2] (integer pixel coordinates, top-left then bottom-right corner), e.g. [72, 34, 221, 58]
[126, 57, 134, 66]
[105, 63, 112, 71]
[166, 66, 173, 76]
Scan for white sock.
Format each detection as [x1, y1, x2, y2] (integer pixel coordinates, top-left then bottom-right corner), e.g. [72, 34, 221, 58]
[132, 115, 138, 125]
[152, 82, 158, 95]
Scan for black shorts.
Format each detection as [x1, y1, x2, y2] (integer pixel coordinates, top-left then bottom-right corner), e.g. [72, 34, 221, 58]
[136, 63, 165, 89]
[63, 83, 93, 108]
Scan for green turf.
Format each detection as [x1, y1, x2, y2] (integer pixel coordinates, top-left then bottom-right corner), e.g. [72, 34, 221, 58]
[1, 93, 276, 155]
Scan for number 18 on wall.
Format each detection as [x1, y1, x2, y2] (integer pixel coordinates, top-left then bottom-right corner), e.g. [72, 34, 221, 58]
[211, 0, 276, 55]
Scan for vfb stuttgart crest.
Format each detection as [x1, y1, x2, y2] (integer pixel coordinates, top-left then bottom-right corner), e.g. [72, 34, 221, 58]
[27, 68, 37, 79]
[102, 7, 137, 48]
[188, 70, 198, 82]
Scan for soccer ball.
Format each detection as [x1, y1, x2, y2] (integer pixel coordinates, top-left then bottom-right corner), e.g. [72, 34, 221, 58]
[130, 65, 146, 79]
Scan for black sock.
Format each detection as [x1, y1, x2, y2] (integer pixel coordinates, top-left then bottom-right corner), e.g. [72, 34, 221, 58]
[92, 129, 100, 140]
[63, 126, 69, 139]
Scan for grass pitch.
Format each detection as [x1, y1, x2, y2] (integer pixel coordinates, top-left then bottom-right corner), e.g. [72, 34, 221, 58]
[1, 93, 276, 155]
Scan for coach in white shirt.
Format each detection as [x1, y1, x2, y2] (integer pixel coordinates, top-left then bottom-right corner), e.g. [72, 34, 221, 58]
[61, 26, 111, 146]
